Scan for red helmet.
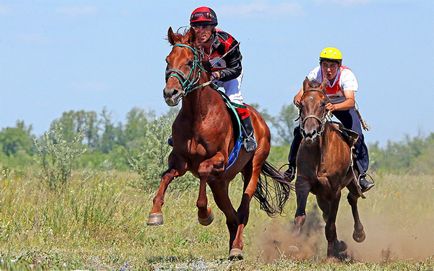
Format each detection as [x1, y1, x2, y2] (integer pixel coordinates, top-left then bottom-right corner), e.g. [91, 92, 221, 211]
[190, 6, 218, 26]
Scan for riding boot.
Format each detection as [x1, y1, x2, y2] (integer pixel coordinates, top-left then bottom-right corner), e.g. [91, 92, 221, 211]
[240, 116, 257, 152]
[284, 126, 302, 181]
[354, 137, 374, 192]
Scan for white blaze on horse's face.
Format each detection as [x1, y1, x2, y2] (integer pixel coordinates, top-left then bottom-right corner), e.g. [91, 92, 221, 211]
[300, 91, 326, 144]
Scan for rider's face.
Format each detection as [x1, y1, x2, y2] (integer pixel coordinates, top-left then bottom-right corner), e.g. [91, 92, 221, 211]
[192, 25, 214, 44]
[321, 61, 340, 81]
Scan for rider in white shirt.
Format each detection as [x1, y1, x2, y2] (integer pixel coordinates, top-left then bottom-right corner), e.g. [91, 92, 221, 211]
[285, 47, 374, 193]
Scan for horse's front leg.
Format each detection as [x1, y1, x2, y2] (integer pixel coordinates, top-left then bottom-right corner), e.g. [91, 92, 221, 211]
[325, 191, 347, 259]
[196, 152, 225, 226]
[196, 176, 214, 226]
[147, 152, 187, 226]
[347, 191, 366, 242]
[294, 176, 311, 235]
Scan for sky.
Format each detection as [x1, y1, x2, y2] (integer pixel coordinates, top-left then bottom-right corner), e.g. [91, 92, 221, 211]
[1, 0, 433, 146]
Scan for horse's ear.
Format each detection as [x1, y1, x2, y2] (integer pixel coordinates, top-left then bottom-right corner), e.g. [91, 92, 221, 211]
[320, 79, 328, 90]
[182, 28, 195, 44]
[303, 77, 310, 91]
[168, 27, 176, 45]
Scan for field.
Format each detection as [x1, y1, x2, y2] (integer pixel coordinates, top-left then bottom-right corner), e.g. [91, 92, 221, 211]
[0, 170, 433, 270]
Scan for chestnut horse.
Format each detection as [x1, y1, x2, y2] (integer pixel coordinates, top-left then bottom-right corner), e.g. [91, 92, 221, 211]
[293, 79, 366, 259]
[147, 27, 291, 260]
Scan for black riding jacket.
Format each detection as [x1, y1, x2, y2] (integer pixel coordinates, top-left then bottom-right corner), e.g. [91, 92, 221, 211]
[207, 29, 242, 82]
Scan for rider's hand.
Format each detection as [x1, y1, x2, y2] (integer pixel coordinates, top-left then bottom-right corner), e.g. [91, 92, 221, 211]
[202, 60, 212, 71]
[325, 102, 336, 112]
[211, 71, 221, 81]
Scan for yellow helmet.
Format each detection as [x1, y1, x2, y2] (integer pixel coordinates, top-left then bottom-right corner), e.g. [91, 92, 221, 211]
[319, 47, 343, 62]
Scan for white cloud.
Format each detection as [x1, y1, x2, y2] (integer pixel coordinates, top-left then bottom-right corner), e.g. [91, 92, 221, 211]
[219, 0, 303, 17]
[56, 5, 98, 17]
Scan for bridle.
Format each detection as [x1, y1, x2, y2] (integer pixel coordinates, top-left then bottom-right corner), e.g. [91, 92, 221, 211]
[299, 89, 331, 139]
[165, 43, 211, 96]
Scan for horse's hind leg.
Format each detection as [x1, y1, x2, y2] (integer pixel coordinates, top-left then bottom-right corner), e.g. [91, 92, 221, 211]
[147, 152, 187, 226]
[208, 180, 240, 260]
[316, 196, 330, 223]
[325, 192, 347, 259]
[347, 183, 366, 242]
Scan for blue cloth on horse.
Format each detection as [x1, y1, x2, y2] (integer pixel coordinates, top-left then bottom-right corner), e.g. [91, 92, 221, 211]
[226, 138, 243, 170]
[213, 89, 243, 171]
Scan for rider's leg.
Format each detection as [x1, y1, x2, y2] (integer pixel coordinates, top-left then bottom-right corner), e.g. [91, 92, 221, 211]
[235, 106, 257, 152]
[218, 73, 257, 152]
[333, 109, 374, 192]
[284, 126, 302, 181]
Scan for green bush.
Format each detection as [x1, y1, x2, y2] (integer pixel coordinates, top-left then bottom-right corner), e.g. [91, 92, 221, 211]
[128, 109, 198, 191]
[35, 124, 86, 190]
[129, 110, 174, 189]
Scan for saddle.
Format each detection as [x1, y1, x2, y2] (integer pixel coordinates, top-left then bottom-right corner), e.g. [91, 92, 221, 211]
[329, 121, 359, 147]
[329, 121, 367, 197]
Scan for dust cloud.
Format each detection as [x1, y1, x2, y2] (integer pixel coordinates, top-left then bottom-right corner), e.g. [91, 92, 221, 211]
[253, 201, 434, 263]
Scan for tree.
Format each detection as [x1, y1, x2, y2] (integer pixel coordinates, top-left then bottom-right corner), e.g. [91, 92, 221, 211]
[98, 108, 118, 153]
[123, 107, 151, 150]
[50, 110, 100, 149]
[271, 104, 298, 145]
[0, 120, 34, 156]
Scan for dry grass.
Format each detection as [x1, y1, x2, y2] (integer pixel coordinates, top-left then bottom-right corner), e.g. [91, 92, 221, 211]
[0, 170, 433, 270]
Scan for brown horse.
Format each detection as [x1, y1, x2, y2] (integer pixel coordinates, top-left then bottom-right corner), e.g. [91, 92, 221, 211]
[147, 27, 290, 260]
[293, 79, 366, 259]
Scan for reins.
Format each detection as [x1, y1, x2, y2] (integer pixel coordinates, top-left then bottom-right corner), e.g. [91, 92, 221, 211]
[165, 43, 213, 96]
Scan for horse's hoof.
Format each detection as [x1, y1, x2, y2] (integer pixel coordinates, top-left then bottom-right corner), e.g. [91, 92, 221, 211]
[338, 240, 347, 252]
[353, 229, 366, 243]
[147, 213, 163, 226]
[198, 210, 214, 226]
[334, 240, 348, 258]
[228, 248, 243, 261]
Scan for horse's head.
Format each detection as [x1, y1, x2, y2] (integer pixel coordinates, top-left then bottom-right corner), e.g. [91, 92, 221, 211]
[299, 78, 329, 144]
[163, 27, 204, 106]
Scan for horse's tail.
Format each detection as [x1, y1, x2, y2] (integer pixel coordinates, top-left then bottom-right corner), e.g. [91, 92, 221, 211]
[254, 161, 292, 217]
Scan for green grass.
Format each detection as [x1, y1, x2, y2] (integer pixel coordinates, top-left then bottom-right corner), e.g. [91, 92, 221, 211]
[0, 170, 433, 270]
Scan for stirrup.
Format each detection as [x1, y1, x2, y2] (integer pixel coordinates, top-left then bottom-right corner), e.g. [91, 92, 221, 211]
[243, 136, 257, 152]
[167, 137, 173, 147]
[284, 166, 296, 181]
[359, 175, 374, 193]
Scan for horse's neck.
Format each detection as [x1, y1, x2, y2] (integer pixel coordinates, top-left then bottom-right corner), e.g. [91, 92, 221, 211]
[181, 74, 220, 120]
[318, 123, 348, 164]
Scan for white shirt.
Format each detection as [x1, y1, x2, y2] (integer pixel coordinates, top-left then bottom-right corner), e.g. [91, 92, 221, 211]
[307, 66, 359, 94]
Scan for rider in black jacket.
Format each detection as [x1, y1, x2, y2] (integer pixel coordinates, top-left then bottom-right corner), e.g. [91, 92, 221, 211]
[188, 6, 256, 152]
